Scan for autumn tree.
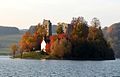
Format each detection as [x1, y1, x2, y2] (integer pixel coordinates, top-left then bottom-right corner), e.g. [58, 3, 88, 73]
[45, 43, 51, 54]
[56, 23, 64, 34]
[33, 23, 48, 50]
[50, 38, 71, 59]
[19, 32, 36, 52]
[71, 17, 88, 40]
[70, 17, 89, 58]
[88, 18, 103, 41]
[33, 31, 40, 50]
[59, 38, 72, 58]
[45, 35, 58, 54]
[36, 23, 47, 37]
[87, 18, 115, 59]
[88, 27, 101, 40]
[91, 17, 100, 28]
[45, 33, 71, 59]
[10, 44, 18, 58]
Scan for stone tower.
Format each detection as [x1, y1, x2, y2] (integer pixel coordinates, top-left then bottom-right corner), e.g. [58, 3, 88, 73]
[62, 23, 73, 36]
[43, 19, 52, 36]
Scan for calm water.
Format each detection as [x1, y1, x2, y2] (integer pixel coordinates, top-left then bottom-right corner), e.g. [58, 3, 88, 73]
[0, 56, 119, 77]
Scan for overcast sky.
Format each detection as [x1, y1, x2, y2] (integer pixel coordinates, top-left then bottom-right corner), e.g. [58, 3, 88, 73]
[0, 0, 120, 29]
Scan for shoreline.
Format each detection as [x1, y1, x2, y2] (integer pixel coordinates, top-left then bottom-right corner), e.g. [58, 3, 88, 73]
[0, 55, 116, 61]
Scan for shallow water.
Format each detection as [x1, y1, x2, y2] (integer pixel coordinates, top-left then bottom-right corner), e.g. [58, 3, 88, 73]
[0, 56, 119, 77]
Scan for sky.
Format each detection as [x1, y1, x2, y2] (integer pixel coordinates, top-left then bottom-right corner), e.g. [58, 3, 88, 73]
[0, 0, 120, 29]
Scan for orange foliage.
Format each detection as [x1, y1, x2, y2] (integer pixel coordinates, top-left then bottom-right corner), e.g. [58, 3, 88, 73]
[45, 33, 68, 54]
[45, 43, 51, 54]
[50, 35, 58, 43]
[33, 31, 39, 40]
[45, 35, 57, 54]
[19, 32, 36, 52]
[58, 33, 67, 39]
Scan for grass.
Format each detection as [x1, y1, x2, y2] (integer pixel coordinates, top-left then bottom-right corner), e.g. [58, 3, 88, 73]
[15, 52, 48, 59]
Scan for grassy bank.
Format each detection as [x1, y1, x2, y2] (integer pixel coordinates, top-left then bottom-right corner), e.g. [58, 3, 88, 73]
[15, 52, 48, 59]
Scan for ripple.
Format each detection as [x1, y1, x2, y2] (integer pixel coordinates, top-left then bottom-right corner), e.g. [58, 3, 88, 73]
[0, 57, 119, 77]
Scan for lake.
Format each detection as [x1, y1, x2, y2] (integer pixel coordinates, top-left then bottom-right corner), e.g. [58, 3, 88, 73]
[0, 56, 119, 77]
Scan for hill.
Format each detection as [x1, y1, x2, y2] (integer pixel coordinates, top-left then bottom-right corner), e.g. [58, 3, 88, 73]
[0, 26, 20, 35]
[0, 26, 27, 55]
[0, 34, 23, 55]
[103, 22, 120, 58]
[27, 26, 36, 34]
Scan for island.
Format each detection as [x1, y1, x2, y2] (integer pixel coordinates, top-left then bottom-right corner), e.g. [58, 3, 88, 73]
[10, 17, 115, 60]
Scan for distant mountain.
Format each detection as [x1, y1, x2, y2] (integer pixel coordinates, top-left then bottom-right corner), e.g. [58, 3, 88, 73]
[27, 26, 36, 34]
[0, 26, 27, 55]
[20, 29, 28, 34]
[0, 26, 20, 35]
[52, 25, 57, 35]
[103, 22, 120, 58]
